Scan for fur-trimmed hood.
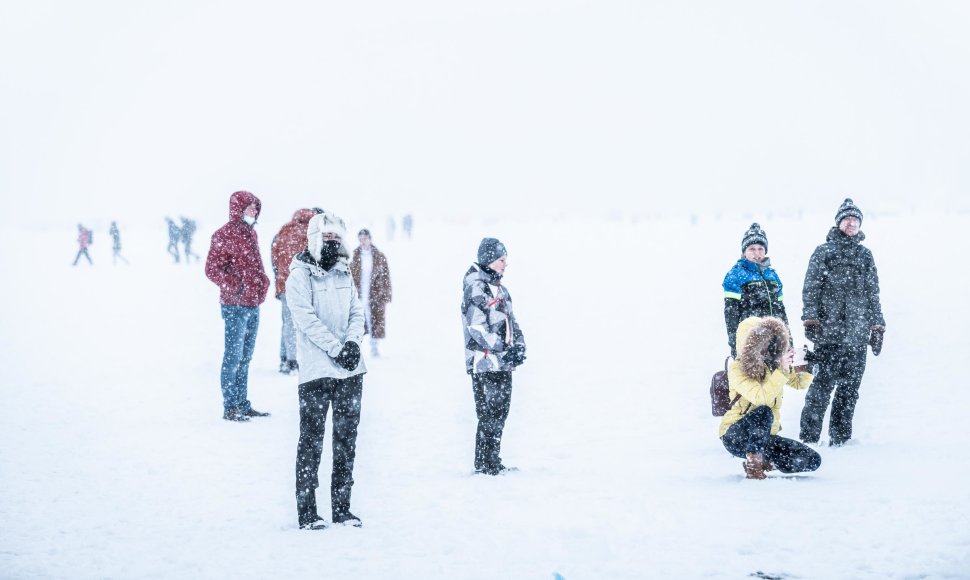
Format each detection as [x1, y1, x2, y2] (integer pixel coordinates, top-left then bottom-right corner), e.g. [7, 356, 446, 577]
[736, 316, 790, 380]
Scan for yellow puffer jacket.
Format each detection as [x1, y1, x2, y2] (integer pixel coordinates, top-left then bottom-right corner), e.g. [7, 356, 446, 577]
[718, 316, 813, 438]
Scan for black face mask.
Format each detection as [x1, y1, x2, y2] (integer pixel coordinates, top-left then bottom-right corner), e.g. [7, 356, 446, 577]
[318, 240, 342, 269]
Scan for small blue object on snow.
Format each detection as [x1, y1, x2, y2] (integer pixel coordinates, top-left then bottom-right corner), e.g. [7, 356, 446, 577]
[552, 573, 565, 580]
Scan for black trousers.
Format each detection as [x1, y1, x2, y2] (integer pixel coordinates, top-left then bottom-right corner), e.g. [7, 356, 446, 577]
[295, 374, 363, 518]
[722, 406, 821, 474]
[472, 371, 513, 470]
[72, 248, 92, 265]
[799, 344, 868, 445]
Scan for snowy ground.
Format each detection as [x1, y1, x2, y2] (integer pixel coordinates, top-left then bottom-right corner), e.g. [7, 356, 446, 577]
[1, 211, 968, 579]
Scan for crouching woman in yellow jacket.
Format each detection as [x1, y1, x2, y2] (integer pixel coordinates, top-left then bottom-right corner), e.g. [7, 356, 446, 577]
[719, 316, 821, 479]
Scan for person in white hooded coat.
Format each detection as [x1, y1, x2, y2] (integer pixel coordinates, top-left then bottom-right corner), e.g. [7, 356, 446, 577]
[285, 211, 367, 530]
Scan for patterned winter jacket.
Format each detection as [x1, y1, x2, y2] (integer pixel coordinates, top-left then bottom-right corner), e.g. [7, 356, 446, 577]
[719, 317, 812, 438]
[286, 250, 367, 384]
[204, 191, 271, 307]
[802, 228, 885, 346]
[722, 257, 789, 356]
[461, 264, 525, 374]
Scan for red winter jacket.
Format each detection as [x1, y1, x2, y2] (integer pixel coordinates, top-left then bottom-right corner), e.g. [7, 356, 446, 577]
[205, 191, 271, 307]
[271, 208, 316, 298]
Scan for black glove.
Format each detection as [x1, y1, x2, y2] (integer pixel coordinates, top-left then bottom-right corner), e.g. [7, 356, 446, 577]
[334, 341, 361, 371]
[869, 325, 885, 356]
[804, 320, 821, 344]
[502, 344, 527, 367]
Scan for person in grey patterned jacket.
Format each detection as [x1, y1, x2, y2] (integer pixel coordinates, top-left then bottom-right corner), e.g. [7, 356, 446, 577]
[461, 237, 526, 475]
[286, 211, 367, 530]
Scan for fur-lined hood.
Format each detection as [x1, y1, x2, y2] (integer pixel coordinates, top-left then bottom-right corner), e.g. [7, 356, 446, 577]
[736, 316, 790, 380]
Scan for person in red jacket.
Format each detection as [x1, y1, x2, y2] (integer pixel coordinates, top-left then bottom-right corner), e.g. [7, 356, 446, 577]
[271, 208, 322, 374]
[205, 191, 272, 421]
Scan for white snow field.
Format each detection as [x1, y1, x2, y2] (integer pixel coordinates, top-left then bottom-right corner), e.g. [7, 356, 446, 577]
[1, 210, 968, 580]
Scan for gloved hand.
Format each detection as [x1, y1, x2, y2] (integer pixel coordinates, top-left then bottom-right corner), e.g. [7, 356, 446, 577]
[869, 325, 885, 356]
[804, 320, 821, 343]
[502, 344, 527, 367]
[334, 341, 361, 370]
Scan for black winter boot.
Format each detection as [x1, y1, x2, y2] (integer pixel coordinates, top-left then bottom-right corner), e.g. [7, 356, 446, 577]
[298, 491, 327, 529]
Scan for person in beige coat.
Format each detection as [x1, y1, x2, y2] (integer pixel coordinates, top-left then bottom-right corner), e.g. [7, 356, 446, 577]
[719, 316, 821, 479]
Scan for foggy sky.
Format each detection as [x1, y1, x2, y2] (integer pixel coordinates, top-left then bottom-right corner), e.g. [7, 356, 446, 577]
[2, 1, 969, 229]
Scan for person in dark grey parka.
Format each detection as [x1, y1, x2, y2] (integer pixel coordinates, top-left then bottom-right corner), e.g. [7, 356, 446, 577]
[799, 198, 886, 447]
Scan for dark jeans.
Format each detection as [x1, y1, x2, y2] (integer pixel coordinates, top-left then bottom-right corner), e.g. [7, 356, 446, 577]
[219, 305, 259, 413]
[472, 371, 513, 470]
[73, 248, 92, 265]
[722, 406, 821, 474]
[799, 344, 868, 445]
[296, 374, 364, 518]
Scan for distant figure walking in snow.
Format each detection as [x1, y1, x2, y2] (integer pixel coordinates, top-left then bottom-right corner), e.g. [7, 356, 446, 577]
[288, 211, 367, 530]
[350, 228, 392, 357]
[109, 221, 129, 265]
[462, 237, 526, 475]
[166, 217, 181, 263]
[73, 223, 94, 266]
[271, 208, 320, 374]
[722, 223, 790, 357]
[799, 198, 885, 447]
[204, 191, 272, 422]
[719, 316, 821, 480]
[402, 213, 413, 239]
[180, 216, 200, 263]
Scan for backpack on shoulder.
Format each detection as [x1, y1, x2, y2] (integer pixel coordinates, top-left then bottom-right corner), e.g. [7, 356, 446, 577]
[710, 357, 740, 416]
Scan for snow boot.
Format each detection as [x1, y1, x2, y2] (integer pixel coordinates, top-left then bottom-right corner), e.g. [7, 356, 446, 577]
[332, 510, 362, 527]
[222, 407, 250, 422]
[743, 452, 768, 480]
[297, 491, 326, 529]
[244, 408, 270, 418]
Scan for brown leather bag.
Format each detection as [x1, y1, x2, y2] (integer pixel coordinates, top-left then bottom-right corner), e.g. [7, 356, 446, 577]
[710, 357, 741, 416]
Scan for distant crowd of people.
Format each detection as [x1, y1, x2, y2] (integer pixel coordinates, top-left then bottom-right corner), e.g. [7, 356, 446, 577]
[71, 217, 198, 266]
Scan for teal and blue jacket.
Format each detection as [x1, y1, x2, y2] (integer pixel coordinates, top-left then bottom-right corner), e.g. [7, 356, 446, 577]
[722, 258, 789, 356]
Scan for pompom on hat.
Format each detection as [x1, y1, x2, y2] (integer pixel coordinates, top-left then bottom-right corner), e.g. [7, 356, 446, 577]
[835, 198, 863, 225]
[741, 223, 768, 254]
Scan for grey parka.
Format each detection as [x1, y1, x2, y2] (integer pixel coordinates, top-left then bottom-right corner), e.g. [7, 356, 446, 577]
[286, 250, 367, 383]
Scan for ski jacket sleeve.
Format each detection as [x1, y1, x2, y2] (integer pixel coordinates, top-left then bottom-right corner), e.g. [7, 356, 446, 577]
[864, 249, 886, 327]
[801, 246, 827, 322]
[346, 277, 366, 346]
[724, 298, 741, 357]
[285, 268, 346, 357]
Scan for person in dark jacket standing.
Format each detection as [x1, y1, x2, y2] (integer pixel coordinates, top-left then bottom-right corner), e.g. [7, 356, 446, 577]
[722, 223, 790, 357]
[462, 237, 526, 475]
[799, 198, 886, 446]
[350, 228, 392, 357]
[287, 211, 367, 529]
[205, 191, 272, 422]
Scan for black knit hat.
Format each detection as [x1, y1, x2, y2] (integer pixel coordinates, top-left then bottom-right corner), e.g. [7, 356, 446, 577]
[477, 237, 507, 266]
[835, 198, 863, 225]
[741, 223, 768, 253]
